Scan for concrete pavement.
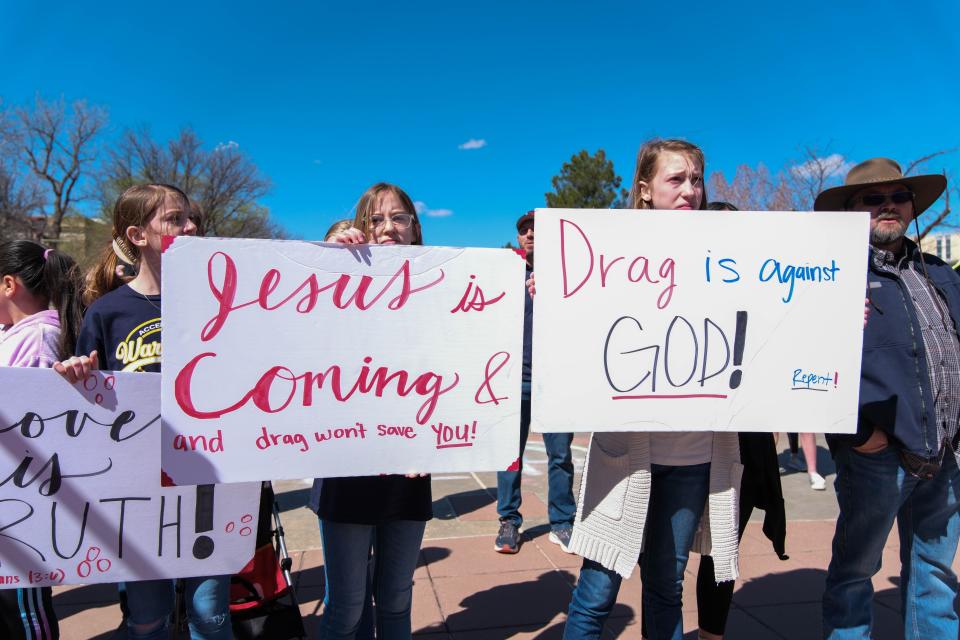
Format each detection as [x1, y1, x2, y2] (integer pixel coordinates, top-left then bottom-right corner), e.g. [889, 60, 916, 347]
[53, 435, 941, 639]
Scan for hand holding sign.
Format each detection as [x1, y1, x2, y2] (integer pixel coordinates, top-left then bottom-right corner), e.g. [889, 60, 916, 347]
[53, 350, 98, 384]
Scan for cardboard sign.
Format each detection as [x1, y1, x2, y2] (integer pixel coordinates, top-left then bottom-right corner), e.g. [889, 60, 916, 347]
[161, 238, 524, 484]
[0, 369, 260, 588]
[531, 209, 869, 433]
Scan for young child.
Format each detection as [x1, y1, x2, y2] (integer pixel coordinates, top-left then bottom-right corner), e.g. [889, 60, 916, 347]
[0, 239, 85, 640]
[56, 183, 232, 640]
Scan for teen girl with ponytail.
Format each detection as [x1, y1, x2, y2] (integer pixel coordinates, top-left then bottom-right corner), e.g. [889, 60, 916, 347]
[56, 184, 232, 640]
[0, 239, 86, 639]
[559, 139, 742, 640]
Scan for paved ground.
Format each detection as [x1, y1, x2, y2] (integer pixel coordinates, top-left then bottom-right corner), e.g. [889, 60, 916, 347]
[53, 435, 943, 639]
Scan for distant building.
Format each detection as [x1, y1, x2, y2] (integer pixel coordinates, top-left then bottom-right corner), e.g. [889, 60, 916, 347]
[920, 232, 960, 267]
[0, 214, 46, 243]
[2, 212, 110, 269]
[50, 214, 111, 269]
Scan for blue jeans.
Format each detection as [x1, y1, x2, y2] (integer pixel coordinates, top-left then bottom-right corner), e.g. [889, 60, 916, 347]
[319, 519, 426, 640]
[123, 576, 231, 640]
[564, 462, 711, 640]
[823, 447, 960, 639]
[497, 390, 576, 529]
[325, 551, 375, 640]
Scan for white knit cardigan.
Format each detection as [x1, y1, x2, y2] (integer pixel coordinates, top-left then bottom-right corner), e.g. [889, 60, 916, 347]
[567, 431, 742, 581]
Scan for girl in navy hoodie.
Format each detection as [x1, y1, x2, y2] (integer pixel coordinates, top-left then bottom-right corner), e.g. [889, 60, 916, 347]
[56, 184, 232, 640]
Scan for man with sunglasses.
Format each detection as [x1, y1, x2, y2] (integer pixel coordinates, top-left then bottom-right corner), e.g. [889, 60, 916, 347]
[815, 158, 959, 639]
[494, 210, 577, 554]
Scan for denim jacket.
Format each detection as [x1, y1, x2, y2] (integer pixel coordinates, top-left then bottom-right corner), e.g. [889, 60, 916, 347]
[828, 244, 960, 458]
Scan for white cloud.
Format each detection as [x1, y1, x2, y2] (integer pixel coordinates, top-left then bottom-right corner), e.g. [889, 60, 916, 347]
[214, 140, 240, 152]
[414, 200, 454, 217]
[458, 138, 487, 150]
[790, 153, 853, 180]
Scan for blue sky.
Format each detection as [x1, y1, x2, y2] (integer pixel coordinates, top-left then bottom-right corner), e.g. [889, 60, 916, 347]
[2, 0, 958, 247]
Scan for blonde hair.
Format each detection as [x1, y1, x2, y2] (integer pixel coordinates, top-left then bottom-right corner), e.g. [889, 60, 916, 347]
[324, 218, 354, 241]
[628, 138, 708, 210]
[85, 183, 189, 305]
[352, 183, 423, 245]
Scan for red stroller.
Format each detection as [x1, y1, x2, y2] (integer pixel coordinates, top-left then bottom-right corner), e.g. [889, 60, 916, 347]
[228, 481, 306, 639]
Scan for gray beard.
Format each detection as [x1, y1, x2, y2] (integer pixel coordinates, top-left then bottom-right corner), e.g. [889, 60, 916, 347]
[871, 222, 908, 246]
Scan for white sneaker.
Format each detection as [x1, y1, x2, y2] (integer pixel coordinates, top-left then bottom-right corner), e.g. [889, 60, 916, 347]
[810, 472, 827, 491]
[548, 527, 575, 554]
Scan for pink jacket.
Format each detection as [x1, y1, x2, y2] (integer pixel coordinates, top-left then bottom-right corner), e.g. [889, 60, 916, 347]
[0, 309, 61, 368]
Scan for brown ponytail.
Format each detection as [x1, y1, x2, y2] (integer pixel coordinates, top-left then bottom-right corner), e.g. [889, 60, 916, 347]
[84, 244, 127, 306]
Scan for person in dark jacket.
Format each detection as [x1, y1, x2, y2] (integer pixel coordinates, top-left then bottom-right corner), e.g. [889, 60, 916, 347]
[816, 158, 960, 639]
[494, 210, 576, 554]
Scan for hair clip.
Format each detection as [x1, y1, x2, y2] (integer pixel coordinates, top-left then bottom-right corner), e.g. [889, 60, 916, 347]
[111, 235, 137, 265]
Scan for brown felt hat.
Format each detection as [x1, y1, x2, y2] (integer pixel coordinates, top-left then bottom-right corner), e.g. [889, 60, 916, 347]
[814, 157, 947, 216]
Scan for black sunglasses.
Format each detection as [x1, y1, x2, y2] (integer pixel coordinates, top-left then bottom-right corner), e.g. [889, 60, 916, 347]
[858, 191, 914, 207]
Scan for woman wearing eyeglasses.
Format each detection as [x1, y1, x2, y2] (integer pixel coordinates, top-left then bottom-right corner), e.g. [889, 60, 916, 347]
[309, 183, 429, 640]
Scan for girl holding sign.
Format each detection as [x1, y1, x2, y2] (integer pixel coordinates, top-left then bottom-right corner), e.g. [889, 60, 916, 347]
[560, 139, 742, 640]
[310, 182, 430, 640]
[55, 184, 233, 640]
[0, 240, 84, 640]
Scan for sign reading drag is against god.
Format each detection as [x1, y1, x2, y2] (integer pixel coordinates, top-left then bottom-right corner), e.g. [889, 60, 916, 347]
[531, 209, 869, 434]
[161, 238, 525, 484]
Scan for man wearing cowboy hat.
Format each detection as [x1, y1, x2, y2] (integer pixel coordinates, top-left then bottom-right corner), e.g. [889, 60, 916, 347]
[816, 158, 960, 638]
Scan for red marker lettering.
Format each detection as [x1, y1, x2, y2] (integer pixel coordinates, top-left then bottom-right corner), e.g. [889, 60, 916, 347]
[450, 275, 506, 313]
[200, 252, 446, 342]
[174, 353, 459, 425]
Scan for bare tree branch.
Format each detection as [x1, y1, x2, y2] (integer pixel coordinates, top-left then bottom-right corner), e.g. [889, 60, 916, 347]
[919, 171, 953, 240]
[16, 96, 107, 241]
[708, 144, 957, 238]
[904, 148, 958, 176]
[99, 126, 284, 239]
[0, 101, 45, 241]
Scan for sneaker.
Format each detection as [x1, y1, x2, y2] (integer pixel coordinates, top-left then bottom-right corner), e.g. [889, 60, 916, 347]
[494, 520, 521, 554]
[810, 472, 827, 491]
[786, 454, 807, 472]
[548, 527, 575, 554]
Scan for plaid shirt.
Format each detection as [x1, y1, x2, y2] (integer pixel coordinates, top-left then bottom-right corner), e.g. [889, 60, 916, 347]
[874, 243, 960, 459]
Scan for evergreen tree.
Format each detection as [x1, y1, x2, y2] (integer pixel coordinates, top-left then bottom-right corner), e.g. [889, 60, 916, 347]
[545, 149, 627, 208]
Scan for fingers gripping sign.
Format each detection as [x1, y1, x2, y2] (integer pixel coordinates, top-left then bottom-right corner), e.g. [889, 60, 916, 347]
[53, 351, 98, 385]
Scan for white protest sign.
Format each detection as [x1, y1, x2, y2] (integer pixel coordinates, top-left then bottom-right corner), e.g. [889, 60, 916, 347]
[0, 368, 260, 588]
[161, 238, 524, 484]
[531, 209, 869, 433]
